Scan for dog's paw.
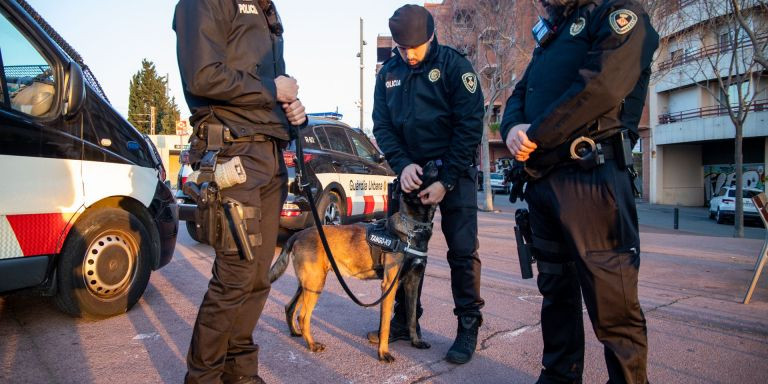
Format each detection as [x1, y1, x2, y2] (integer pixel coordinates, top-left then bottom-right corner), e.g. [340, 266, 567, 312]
[411, 340, 431, 349]
[378, 352, 396, 363]
[308, 342, 325, 352]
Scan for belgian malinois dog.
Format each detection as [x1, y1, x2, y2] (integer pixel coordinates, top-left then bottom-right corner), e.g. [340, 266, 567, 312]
[269, 161, 440, 362]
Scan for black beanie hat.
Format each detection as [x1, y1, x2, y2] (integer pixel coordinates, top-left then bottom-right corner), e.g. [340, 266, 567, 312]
[389, 5, 435, 47]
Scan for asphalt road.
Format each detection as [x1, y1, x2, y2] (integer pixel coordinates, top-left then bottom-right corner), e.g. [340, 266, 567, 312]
[2, 198, 768, 383]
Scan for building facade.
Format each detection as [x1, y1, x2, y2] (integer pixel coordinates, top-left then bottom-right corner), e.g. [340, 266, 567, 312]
[648, 0, 768, 206]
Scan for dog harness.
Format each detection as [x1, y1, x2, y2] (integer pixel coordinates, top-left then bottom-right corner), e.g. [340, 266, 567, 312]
[366, 214, 431, 279]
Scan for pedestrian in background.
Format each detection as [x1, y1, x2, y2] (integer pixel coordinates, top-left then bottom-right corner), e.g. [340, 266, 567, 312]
[174, 0, 305, 382]
[501, 0, 659, 382]
[371, 4, 485, 364]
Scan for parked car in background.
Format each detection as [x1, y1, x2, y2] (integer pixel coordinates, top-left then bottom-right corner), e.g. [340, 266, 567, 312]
[280, 117, 396, 231]
[708, 186, 763, 224]
[489, 172, 510, 194]
[175, 150, 197, 241]
[176, 117, 396, 240]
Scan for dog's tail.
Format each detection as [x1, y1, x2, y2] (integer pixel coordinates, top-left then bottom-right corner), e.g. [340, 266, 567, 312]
[269, 232, 298, 283]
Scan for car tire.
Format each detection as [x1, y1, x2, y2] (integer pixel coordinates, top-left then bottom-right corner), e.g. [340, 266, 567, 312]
[709, 210, 715, 219]
[54, 207, 153, 318]
[318, 191, 344, 225]
[716, 208, 726, 224]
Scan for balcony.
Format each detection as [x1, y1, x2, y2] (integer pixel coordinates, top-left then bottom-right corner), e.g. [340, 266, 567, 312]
[657, 34, 768, 72]
[658, 98, 768, 125]
[654, 99, 768, 146]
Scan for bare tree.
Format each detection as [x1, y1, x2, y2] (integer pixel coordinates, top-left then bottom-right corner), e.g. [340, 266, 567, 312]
[658, 0, 767, 237]
[437, 0, 535, 211]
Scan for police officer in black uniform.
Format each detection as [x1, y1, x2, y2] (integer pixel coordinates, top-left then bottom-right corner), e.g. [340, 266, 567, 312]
[501, 0, 658, 383]
[174, 1, 305, 383]
[371, 5, 485, 365]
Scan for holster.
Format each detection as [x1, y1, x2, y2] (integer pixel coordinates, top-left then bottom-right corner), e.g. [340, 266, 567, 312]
[221, 198, 261, 262]
[514, 209, 535, 279]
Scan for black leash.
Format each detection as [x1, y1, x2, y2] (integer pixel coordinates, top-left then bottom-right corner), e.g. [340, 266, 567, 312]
[292, 124, 405, 308]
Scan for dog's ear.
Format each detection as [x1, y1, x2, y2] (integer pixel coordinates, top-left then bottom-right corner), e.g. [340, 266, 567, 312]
[422, 160, 440, 186]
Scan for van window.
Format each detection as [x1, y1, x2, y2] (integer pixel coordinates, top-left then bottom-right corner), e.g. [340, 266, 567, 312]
[0, 9, 56, 117]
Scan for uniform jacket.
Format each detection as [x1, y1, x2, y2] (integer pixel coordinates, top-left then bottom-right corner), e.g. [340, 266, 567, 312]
[174, 0, 289, 141]
[500, 0, 659, 161]
[373, 38, 485, 190]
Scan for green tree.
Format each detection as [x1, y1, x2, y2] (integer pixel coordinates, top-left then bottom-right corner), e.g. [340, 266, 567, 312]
[127, 59, 180, 135]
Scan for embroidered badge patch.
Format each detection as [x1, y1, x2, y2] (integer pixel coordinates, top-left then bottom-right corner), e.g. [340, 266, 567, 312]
[462, 73, 477, 93]
[570, 17, 586, 36]
[609, 9, 638, 35]
[429, 68, 441, 82]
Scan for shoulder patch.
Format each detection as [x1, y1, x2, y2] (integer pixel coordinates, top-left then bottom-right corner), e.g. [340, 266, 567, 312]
[462, 73, 478, 94]
[429, 68, 441, 82]
[609, 9, 638, 35]
[570, 17, 586, 36]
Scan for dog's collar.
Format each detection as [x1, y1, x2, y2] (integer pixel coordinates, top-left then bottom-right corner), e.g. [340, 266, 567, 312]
[404, 246, 428, 257]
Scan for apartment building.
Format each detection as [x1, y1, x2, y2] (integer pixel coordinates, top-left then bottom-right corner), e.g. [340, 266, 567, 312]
[649, 0, 768, 206]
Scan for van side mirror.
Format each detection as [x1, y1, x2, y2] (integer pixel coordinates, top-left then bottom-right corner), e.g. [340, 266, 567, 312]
[63, 61, 85, 119]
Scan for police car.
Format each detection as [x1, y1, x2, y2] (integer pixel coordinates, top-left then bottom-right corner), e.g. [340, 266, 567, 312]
[280, 115, 396, 230]
[176, 116, 395, 237]
[0, 1, 178, 318]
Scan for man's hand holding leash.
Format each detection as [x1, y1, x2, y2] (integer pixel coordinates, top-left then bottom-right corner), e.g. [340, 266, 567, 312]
[275, 75, 306, 126]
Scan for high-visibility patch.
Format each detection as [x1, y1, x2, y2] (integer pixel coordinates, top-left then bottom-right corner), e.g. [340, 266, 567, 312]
[462, 72, 478, 94]
[429, 68, 441, 82]
[570, 17, 586, 36]
[609, 9, 637, 35]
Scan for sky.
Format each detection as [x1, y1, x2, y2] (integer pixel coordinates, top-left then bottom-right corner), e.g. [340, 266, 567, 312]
[24, 0, 437, 132]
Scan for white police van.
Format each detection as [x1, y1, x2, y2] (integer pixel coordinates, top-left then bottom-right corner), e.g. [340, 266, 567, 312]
[0, 0, 178, 318]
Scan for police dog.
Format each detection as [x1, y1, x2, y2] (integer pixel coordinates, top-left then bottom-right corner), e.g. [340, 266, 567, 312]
[269, 161, 440, 362]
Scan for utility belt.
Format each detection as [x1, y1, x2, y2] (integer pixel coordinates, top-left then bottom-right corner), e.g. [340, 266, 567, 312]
[196, 122, 275, 144]
[182, 122, 269, 261]
[520, 129, 636, 183]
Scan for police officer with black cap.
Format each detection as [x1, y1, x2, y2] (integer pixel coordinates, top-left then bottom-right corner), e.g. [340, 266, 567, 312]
[370, 4, 485, 364]
[501, 0, 658, 383]
[174, 0, 305, 383]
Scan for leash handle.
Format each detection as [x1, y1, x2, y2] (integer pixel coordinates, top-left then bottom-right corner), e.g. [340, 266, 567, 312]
[292, 124, 404, 308]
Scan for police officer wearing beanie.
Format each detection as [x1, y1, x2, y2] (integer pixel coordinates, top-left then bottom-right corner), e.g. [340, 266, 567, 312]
[371, 4, 485, 364]
[500, 0, 658, 383]
[174, 0, 305, 383]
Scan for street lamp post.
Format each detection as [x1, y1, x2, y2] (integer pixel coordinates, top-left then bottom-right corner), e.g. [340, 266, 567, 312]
[357, 18, 366, 131]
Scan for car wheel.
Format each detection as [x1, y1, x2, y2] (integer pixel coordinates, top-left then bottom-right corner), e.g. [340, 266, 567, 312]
[709, 210, 715, 219]
[54, 208, 153, 318]
[319, 191, 343, 225]
[716, 208, 725, 224]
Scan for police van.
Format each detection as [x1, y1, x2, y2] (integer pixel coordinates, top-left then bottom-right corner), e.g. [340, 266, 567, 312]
[0, 0, 178, 318]
[280, 116, 396, 230]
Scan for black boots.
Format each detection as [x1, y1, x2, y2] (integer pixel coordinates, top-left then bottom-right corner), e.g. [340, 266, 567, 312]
[445, 315, 482, 364]
[366, 321, 413, 343]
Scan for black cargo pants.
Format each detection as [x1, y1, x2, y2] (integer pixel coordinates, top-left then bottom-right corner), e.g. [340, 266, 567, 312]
[525, 160, 648, 384]
[186, 139, 287, 384]
[392, 167, 484, 323]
